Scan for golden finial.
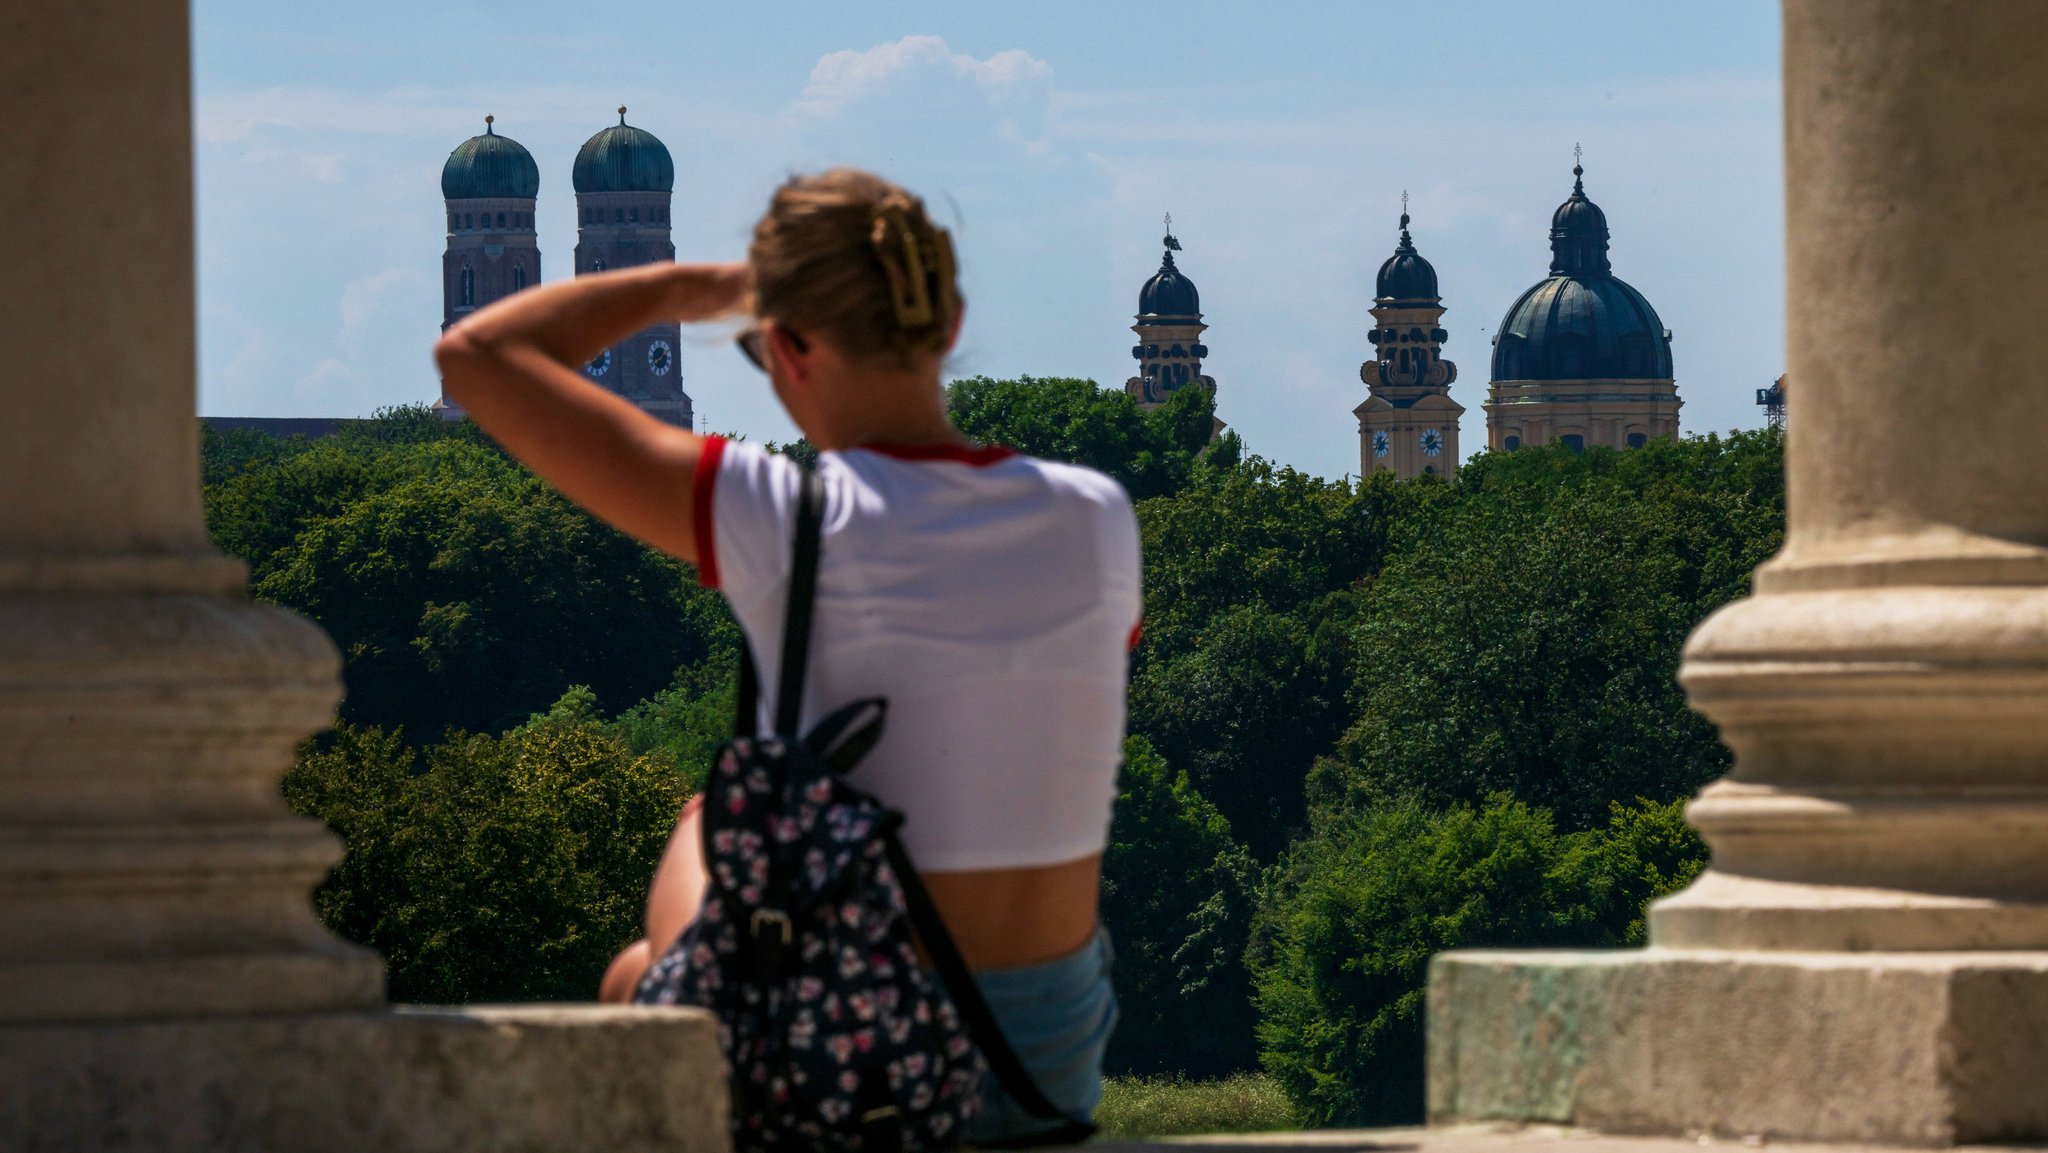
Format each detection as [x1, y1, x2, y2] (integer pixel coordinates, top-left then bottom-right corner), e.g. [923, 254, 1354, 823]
[484, 114, 495, 133]
[618, 105, 628, 124]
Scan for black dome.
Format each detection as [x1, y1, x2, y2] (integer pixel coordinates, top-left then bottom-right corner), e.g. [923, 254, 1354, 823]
[1375, 213, 1439, 302]
[441, 118, 539, 200]
[1492, 275, 1673, 381]
[1138, 248, 1200, 321]
[1490, 164, 1673, 382]
[573, 109, 675, 194]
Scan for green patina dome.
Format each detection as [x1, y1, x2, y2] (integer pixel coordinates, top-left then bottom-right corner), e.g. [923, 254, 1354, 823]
[441, 117, 540, 200]
[574, 108, 675, 194]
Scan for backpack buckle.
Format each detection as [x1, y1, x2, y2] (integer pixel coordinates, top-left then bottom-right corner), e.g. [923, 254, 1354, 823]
[750, 907, 793, 946]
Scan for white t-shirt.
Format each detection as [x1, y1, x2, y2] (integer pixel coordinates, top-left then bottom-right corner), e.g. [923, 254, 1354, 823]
[693, 436, 1143, 872]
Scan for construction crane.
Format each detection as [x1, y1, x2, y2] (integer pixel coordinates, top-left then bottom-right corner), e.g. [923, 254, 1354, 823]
[1756, 374, 1787, 430]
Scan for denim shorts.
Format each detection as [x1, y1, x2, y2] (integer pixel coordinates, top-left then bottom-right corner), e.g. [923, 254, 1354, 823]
[961, 928, 1119, 1147]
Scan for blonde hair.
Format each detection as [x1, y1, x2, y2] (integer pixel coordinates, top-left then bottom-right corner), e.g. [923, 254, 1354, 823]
[748, 169, 962, 367]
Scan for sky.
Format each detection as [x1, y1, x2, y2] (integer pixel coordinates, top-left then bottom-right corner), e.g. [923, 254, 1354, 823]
[193, 0, 1783, 482]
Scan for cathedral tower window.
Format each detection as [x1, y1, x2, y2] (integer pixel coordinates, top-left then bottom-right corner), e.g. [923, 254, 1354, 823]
[512, 266, 527, 292]
[630, 207, 639, 223]
[459, 265, 475, 307]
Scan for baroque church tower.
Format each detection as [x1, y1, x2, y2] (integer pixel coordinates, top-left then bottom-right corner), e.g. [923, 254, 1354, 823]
[572, 108, 691, 427]
[1125, 218, 1215, 409]
[435, 117, 540, 421]
[1355, 201, 1463, 479]
[1486, 155, 1679, 451]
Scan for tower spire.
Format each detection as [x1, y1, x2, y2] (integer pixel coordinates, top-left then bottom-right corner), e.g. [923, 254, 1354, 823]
[618, 105, 628, 125]
[484, 114, 495, 135]
[1400, 189, 1411, 236]
[1573, 142, 1585, 192]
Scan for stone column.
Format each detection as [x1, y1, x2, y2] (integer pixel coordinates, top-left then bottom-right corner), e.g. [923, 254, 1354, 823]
[1, 6, 729, 1148]
[1428, 2, 2048, 1142]
[0, 0, 384, 1023]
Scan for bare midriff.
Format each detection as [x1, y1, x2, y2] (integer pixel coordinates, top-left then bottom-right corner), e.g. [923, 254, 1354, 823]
[920, 856, 1102, 970]
[645, 795, 1100, 973]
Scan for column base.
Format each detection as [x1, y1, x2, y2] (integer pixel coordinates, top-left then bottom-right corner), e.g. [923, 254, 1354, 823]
[1428, 949, 2048, 1145]
[1, 1004, 728, 1152]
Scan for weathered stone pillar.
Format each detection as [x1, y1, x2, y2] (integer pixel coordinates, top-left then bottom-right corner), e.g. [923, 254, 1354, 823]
[1, 6, 728, 1148]
[0, 0, 383, 1023]
[1428, 2, 2048, 1142]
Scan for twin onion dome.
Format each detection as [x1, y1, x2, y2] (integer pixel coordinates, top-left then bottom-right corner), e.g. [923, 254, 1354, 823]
[440, 116, 540, 200]
[1491, 163, 1673, 382]
[573, 107, 676, 194]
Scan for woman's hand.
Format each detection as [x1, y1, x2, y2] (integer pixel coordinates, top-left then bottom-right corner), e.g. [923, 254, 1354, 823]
[433, 260, 742, 565]
[669, 261, 749, 324]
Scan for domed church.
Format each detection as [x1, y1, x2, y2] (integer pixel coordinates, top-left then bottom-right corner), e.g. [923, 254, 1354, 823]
[433, 110, 694, 428]
[1124, 217, 1216, 409]
[1355, 201, 1464, 479]
[1485, 158, 1680, 451]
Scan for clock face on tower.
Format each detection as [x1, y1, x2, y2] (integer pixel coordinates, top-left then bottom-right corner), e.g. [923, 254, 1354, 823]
[647, 339, 674, 376]
[1421, 429, 1444, 457]
[1372, 431, 1390, 458]
[585, 349, 612, 378]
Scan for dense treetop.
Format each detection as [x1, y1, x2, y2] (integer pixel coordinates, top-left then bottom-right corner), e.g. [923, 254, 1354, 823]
[205, 383, 1780, 1125]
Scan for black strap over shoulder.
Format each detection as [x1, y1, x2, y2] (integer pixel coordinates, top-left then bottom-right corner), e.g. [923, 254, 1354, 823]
[884, 834, 1099, 1147]
[734, 469, 826, 740]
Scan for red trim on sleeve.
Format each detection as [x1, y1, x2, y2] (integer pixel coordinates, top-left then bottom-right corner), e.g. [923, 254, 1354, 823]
[860, 442, 1017, 467]
[1127, 620, 1143, 651]
[690, 435, 728, 588]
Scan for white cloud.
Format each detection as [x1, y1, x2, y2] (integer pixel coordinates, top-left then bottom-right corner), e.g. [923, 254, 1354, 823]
[785, 37, 1056, 163]
[793, 36, 1050, 121]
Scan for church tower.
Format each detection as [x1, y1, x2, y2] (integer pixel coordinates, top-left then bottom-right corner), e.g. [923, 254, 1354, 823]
[435, 116, 540, 421]
[572, 108, 691, 427]
[1486, 154, 1679, 451]
[1354, 201, 1464, 479]
[1125, 217, 1216, 409]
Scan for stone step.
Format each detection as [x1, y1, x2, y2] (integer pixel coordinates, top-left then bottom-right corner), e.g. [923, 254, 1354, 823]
[2, 1004, 727, 1153]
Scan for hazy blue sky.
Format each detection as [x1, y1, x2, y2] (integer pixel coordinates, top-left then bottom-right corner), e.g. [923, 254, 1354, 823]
[194, 0, 1782, 480]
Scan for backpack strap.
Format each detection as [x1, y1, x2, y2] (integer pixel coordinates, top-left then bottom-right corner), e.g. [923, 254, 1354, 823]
[882, 833, 1100, 1148]
[734, 469, 826, 741]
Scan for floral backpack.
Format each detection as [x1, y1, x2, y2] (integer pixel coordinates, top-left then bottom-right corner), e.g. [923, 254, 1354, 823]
[636, 471, 1096, 1152]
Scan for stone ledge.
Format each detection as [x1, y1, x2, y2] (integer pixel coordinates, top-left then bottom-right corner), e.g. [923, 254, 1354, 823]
[1093, 1123, 2046, 1151]
[1, 1003, 728, 1153]
[1427, 949, 2048, 1145]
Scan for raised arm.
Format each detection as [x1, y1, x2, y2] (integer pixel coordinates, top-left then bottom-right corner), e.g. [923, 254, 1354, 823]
[433, 261, 747, 563]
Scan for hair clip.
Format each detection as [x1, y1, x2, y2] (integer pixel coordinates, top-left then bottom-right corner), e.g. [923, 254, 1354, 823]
[872, 205, 930, 328]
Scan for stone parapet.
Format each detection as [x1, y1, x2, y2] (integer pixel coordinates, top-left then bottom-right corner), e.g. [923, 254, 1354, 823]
[1428, 950, 2048, 1144]
[0, 1005, 729, 1153]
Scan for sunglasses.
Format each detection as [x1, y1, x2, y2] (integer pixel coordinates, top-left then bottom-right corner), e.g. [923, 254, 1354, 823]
[736, 325, 808, 372]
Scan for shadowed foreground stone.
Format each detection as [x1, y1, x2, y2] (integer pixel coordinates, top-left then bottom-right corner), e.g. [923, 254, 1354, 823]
[1428, 952, 2048, 1144]
[1087, 1126, 2042, 1151]
[0, 1005, 728, 1153]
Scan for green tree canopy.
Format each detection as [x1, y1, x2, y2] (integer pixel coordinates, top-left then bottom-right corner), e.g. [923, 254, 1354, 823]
[1101, 737, 1260, 1078]
[283, 702, 692, 1002]
[1251, 795, 1703, 1127]
[946, 375, 1218, 501]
